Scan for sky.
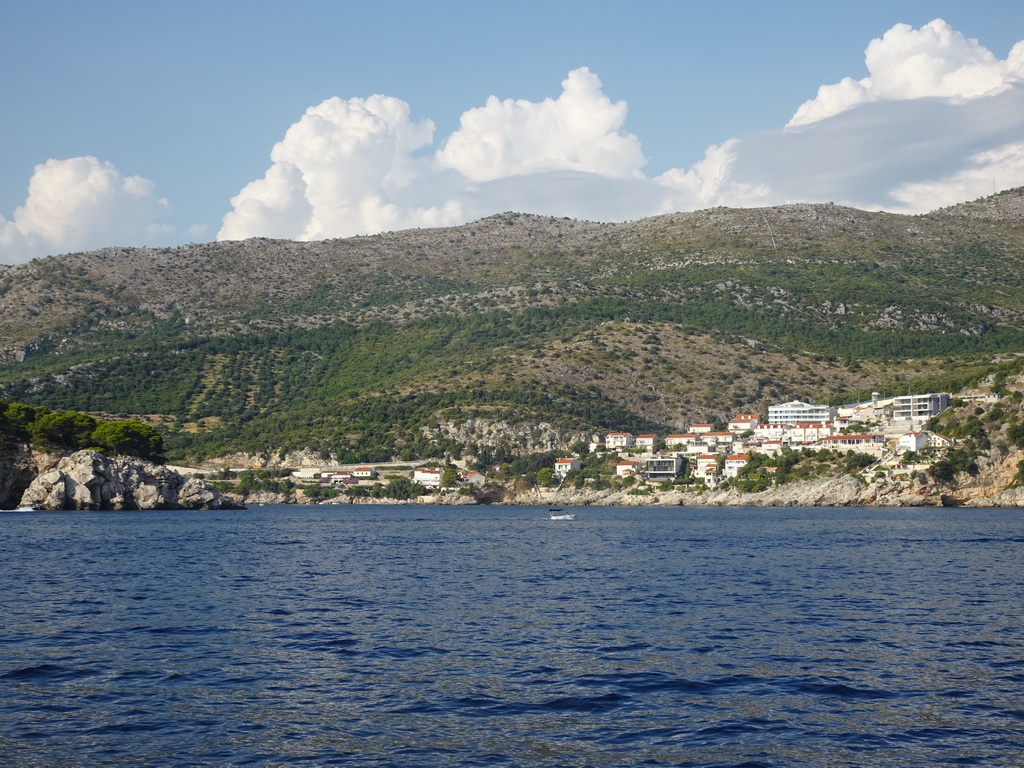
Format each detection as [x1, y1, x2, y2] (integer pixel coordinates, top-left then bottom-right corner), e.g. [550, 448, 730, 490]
[2, 1, 1024, 264]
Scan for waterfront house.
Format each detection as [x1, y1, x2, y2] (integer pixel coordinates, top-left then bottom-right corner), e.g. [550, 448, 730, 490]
[413, 467, 443, 488]
[724, 454, 750, 478]
[615, 460, 641, 477]
[644, 456, 682, 481]
[553, 458, 581, 478]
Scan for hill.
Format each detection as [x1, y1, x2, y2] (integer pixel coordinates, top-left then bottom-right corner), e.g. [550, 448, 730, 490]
[1, 189, 1024, 464]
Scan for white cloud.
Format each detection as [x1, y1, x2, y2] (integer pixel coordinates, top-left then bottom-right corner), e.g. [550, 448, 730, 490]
[888, 140, 1024, 212]
[789, 19, 1024, 127]
[0, 157, 170, 264]
[9, 20, 1010, 263]
[216, 22, 1024, 246]
[217, 94, 459, 242]
[217, 68, 650, 242]
[436, 67, 645, 181]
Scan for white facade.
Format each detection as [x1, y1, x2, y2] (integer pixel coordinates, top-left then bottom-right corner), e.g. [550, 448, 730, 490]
[635, 434, 656, 450]
[728, 414, 760, 433]
[892, 393, 951, 421]
[615, 461, 641, 477]
[606, 432, 635, 449]
[724, 454, 750, 478]
[413, 468, 443, 488]
[768, 400, 836, 425]
[553, 458, 581, 478]
[898, 432, 928, 453]
[665, 434, 698, 447]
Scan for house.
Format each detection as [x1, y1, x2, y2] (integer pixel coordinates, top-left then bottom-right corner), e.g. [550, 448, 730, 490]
[460, 470, 487, 488]
[703, 431, 735, 446]
[898, 432, 929, 453]
[665, 433, 699, 448]
[644, 456, 683, 481]
[728, 414, 760, 433]
[695, 454, 719, 475]
[635, 434, 656, 451]
[589, 440, 607, 453]
[553, 458, 581, 478]
[352, 466, 377, 479]
[413, 467, 443, 488]
[320, 470, 354, 485]
[724, 454, 750, 478]
[820, 434, 885, 454]
[753, 423, 787, 441]
[786, 422, 833, 443]
[606, 432, 635, 449]
[702, 467, 722, 487]
[926, 433, 956, 449]
[615, 460, 641, 477]
[690, 423, 714, 434]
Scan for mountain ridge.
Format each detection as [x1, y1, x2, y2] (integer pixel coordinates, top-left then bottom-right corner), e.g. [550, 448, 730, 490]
[1, 190, 1023, 462]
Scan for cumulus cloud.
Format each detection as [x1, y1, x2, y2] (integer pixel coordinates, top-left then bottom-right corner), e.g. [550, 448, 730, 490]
[0, 157, 170, 264]
[218, 94, 460, 242]
[218, 68, 649, 242]
[436, 67, 645, 181]
[5, 20, 1024, 265]
[789, 18, 1024, 127]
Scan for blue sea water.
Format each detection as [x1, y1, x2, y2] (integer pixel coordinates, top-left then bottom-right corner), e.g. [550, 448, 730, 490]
[1, 504, 1023, 767]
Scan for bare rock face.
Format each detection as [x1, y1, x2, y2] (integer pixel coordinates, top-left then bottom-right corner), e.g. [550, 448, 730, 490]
[20, 450, 244, 511]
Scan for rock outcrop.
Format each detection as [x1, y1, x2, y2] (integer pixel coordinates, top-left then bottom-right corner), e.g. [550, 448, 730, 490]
[19, 450, 244, 510]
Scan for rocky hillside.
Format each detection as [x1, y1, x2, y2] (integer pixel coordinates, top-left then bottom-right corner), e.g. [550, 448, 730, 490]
[0, 190, 1023, 463]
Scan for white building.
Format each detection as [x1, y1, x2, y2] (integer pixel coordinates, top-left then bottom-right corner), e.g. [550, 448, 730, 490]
[892, 393, 951, 421]
[413, 467, 443, 488]
[820, 434, 885, 454]
[635, 434, 656, 451]
[728, 414, 760, 433]
[898, 432, 928, 453]
[769, 400, 836, 425]
[606, 432, 635, 449]
[724, 454, 750, 478]
[553, 458, 581, 479]
[615, 460, 641, 477]
[665, 433, 699, 448]
[695, 454, 719, 475]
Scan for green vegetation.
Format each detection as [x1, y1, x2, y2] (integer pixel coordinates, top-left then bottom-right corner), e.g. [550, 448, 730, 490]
[0, 399, 165, 461]
[3, 193, 1024, 463]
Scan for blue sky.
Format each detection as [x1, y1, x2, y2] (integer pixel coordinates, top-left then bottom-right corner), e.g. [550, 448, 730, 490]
[2, 1, 1023, 263]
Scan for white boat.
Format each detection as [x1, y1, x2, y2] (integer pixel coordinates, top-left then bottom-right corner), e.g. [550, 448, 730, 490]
[548, 508, 575, 520]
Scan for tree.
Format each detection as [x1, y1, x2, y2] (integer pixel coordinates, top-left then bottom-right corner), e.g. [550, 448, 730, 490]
[441, 466, 460, 487]
[536, 467, 555, 486]
[91, 420, 165, 462]
[31, 411, 97, 450]
[381, 477, 427, 500]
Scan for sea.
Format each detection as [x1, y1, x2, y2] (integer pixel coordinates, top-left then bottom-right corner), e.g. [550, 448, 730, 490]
[1, 504, 1022, 767]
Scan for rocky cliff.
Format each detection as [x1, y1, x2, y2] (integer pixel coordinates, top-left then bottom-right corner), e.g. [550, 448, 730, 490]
[15, 450, 243, 510]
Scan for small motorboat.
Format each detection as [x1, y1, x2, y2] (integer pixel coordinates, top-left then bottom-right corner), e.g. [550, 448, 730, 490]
[548, 508, 575, 520]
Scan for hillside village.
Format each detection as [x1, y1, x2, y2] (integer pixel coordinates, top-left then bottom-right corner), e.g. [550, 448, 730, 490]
[269, 390, 992, 504]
